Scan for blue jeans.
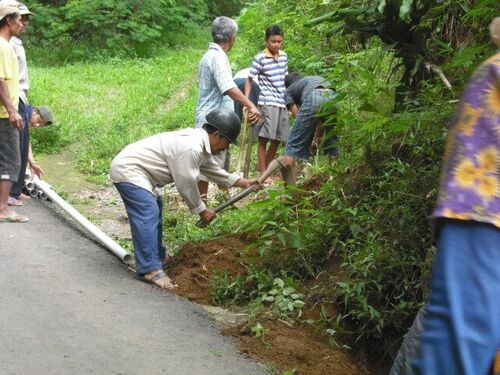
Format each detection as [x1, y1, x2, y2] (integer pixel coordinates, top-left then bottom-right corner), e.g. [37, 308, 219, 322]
[9, 101, 31, 195]
[114, 182, 166, 275]
[9, 99, 33, 192]
[412, 220, 500, 375]
[285, 89, 338, 160]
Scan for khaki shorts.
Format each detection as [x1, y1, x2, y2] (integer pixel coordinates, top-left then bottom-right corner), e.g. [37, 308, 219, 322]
[0, 119, 20, 182]
[255, 105, 290, 142]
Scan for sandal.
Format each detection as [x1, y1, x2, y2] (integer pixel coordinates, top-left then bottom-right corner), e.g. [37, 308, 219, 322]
[0, 212, 29, 223]
[141, 270, 178, 289]
[7, 197, 23, 207]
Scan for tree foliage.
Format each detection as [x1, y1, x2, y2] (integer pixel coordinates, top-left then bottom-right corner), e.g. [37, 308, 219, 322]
[306, 0, 497, 105]
[24, 0, 208, 63]
[228, 0, 499, 360]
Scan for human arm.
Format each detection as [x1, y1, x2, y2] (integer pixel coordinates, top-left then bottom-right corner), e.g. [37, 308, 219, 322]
[287, 103, 300, 118]
[225, 86, 261, 124]
[244, 76, 253, 99]
[28, 142, 44, 178]
[0, 78, 22, 129]
[233, 177, 261, 190]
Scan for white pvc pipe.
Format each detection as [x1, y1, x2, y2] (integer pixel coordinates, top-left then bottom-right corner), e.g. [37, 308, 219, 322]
[26, 180, 35, 191]
[33, 176, 132, 264]
[29, 187, 38, 197]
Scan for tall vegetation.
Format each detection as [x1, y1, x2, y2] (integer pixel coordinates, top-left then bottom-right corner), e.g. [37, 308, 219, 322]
[222, 0, 499, 359]
[24, 0, 208, 63]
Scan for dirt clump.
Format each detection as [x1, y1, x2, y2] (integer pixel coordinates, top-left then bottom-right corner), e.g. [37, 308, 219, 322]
[169, 235, 252, 305]
[225, 318, 372, 375]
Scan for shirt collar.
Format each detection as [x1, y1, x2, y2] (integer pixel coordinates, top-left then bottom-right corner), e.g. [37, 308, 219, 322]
[209, 42, 225, 53]
[10, 36, 22, 46]
[265, 48, 284, 58]
[200, 128, 212, 154]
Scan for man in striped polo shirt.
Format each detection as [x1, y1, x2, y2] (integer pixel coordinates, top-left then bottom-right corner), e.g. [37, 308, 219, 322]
[245, 24, 289, 175]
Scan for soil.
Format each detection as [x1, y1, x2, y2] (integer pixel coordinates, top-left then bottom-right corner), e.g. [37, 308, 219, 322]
[169, 234, 385, 375]
[169, 235, 251, 305]
[225, 318, 372, 375]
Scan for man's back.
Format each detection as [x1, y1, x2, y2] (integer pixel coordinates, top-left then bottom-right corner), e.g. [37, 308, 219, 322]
[195, 43, 235, 128]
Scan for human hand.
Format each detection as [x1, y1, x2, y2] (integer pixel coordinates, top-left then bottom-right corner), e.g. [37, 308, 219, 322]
[235, 178, 261, 191]
[30, 163, 44, 179]
[245, 105, 262, 125]
[199, 208, 217, 223]
[279, 155, 295, 168]
[9, 110, 23, 130]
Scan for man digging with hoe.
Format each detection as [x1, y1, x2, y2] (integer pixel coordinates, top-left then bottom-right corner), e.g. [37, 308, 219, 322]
[110, 108, 261, 289]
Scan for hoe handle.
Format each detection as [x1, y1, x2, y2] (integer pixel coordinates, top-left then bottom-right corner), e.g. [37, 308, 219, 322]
[195, 159, 282, 228]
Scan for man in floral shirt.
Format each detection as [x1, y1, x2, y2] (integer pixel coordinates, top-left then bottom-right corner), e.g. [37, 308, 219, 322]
[412, 17, 500, 375]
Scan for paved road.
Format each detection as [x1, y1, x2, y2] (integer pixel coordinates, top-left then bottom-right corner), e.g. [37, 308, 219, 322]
[0, 199, 265, 375]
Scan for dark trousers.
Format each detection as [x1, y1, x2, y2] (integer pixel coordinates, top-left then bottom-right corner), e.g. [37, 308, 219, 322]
[10, 101, 32, 199]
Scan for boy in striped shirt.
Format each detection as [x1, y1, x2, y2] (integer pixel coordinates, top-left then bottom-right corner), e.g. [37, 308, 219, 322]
[245, 25, 289, 175]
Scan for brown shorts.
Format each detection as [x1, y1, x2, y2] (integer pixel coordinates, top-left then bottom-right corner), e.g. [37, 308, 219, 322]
[0, 119, 20, 182]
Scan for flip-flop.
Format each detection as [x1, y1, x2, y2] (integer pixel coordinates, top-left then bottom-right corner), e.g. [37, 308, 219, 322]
[0, 212, 29, 223]
[7, 197, 23, 207]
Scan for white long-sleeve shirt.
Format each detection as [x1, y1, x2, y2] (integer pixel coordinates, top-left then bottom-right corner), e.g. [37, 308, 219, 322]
[10, 36, 29, 105]
[109, 128, 240, 214]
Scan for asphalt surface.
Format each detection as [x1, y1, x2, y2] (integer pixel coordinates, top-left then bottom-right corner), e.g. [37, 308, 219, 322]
[0, 198, 265, 375]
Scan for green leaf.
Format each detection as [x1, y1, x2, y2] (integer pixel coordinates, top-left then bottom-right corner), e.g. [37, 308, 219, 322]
[399, 0, 413, 19]
[304, 11, 338, 27]
[326, 23, 346, 38]
[377, 0, 386, 13]
[274, 278, 285, 288]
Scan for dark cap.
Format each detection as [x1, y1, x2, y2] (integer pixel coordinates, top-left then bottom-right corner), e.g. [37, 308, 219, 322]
[204, 108, 241, 144]
[35, 106, 53, 125]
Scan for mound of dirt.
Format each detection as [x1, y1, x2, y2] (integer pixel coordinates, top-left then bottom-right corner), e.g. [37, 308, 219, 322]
[225, 318, 372, 375]
[169, 235, 251, 305]
[170, 234, 386, 375]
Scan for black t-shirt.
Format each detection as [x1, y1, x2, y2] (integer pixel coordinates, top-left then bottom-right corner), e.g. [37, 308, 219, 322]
[284, 76, 330, 107]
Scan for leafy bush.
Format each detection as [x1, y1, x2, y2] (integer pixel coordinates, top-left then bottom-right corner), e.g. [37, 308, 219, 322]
[207, 0, 245, 17]
[231, 0, 340, 74]
[24, 0, 208, 63]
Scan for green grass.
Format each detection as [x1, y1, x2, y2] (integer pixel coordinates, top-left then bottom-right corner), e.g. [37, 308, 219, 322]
[29, 41, 208, 181]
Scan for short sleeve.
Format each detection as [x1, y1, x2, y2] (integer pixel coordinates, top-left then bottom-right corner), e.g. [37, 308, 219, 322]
[211, 52, 237, 95]
[0, 43, 14, 80]
[248, 55, 262, 79]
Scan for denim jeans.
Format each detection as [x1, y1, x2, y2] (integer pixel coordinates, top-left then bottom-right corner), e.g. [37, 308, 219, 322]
[284, 89, 338, 160]
[10, 101, 32, 198]
[114, 182, 166, 275]
[412, 220, 500, 375]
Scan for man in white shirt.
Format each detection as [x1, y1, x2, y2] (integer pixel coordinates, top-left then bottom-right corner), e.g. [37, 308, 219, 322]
[110, 108, 258, 289]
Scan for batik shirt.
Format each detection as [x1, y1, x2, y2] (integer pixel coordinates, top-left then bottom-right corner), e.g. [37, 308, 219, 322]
[433, 52, 500, 229]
